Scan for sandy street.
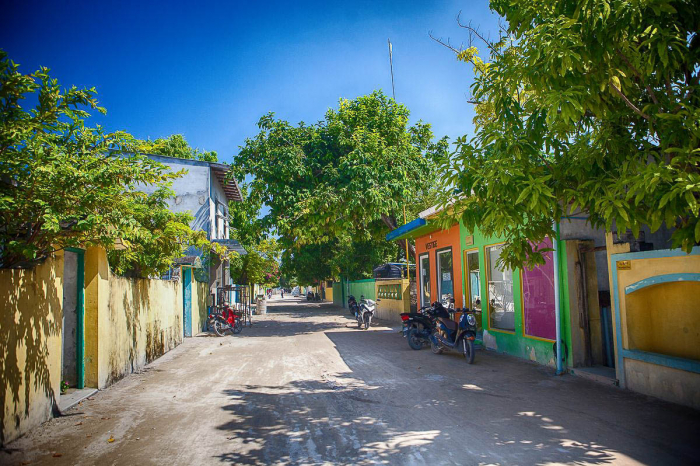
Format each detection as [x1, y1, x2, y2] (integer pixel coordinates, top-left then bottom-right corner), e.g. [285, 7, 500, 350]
[3, 297, 699, 465]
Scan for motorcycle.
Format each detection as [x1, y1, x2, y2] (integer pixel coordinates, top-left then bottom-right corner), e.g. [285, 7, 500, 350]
[356, 296, 377, 330]
[401, 301, 450, 350]
[348, 294, 359, 316]
[209, 304, 243, 336]
[429, 308, 478, 364]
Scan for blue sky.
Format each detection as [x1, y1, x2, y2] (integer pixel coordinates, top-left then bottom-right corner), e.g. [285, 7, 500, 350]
[2, 1, 500, 164]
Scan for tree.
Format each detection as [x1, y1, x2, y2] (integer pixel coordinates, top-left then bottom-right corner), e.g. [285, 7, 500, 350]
[232, 90, 446, 279]
[230, 238, 281, 288]
[135, 134, 218, 162]
[0, 51, 180, 268]
[434, 1, 700, 269]
[106, 187, 211, 277]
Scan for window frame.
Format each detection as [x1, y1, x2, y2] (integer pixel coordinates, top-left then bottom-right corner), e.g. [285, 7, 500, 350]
[484, 242, 516, 334]
[435, 246, 454, 306]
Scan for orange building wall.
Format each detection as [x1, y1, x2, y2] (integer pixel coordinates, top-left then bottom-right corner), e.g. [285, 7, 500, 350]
[414, 224, 464, 308]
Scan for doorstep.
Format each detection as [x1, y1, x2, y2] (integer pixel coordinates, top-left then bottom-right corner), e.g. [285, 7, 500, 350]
[58, 387, 99, 412]
[571, 365, 619, 387]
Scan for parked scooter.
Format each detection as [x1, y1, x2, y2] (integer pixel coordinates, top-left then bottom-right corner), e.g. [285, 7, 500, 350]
[209, 304, 243, 336]
[401, 301, 450, 350]
[348, 295, 359, 316]
[429, 308, 478, 364]
[356, 295, 377, 330]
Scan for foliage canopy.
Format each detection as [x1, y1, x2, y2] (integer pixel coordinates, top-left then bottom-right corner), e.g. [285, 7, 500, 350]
[232, 91, 446, 280]
[437, 0, 700, 268]
[0, 51, 220, 276]
[135, 134, 218, 162]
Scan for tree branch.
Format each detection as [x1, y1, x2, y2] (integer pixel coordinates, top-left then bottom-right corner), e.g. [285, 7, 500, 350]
[610, 81, 650, 120]
[615, 49, 659, 105]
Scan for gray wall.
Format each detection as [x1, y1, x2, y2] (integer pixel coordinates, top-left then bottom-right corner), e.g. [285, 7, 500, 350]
[62, 251, 78, 387]
[138, 155, 212, 239]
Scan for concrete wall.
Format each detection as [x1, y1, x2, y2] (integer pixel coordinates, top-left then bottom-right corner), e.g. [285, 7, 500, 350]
[138, 155, 212, 238]
[375, 279, 410, 323]
[1, 252, 64, 445]
[610, 247, 700, 408]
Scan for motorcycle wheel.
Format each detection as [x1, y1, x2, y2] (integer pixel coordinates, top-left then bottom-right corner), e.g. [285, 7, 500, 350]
[431, 332, 443, 354]
[213, 319, 228, 337]
[407, 327, 424, 350]
[363, 315, 370, 330]
[357, 316, 363, 329]
[463, 339, 475, 364]
[233, 319, 243, 334]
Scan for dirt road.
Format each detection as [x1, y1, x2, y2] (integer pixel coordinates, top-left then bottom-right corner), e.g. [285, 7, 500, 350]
[3, 298, 699, 465]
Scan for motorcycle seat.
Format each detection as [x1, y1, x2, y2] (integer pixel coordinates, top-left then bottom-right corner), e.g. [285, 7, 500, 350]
[438, 317, 457, 331]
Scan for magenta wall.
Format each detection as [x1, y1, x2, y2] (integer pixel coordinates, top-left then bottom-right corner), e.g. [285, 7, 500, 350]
[522, 238, 556, 340]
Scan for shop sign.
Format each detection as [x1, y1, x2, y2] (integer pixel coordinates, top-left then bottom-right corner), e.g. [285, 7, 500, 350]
[464, 235, 474, 246]
[617, 260, 631, 270]
[426, 240, 438, 249]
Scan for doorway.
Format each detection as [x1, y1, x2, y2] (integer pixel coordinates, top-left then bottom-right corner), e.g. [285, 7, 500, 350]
[436, 248, 454, 305]
[183, 267, 193, 337]
[62, 249, 85, 390]
[464, 249, 482, 331]
[419, 254, 430, 307]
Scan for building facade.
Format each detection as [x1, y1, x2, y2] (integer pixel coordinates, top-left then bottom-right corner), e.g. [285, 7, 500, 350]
[139, 154, 245, 299]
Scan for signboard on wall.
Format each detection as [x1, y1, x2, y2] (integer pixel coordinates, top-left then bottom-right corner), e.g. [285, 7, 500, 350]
[426, 240, 438, 249]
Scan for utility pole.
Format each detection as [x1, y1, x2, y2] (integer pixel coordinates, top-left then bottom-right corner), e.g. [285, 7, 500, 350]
[389, 38, 410, 282]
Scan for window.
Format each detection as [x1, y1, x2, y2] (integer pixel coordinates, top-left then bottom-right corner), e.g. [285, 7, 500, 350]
[465, 250, 481, 313]
[486, 244, 515, 331]
[522, 238, 556, 340]
[419, 254, 431, 307]
[436, 248, 454, 306]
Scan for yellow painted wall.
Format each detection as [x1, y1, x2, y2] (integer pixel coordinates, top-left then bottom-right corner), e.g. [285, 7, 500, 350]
[613, 249, 700, 408]
[104, 274, 182, 389]
[0, 252, 64, 445]
[84, 246, 109, 388]
[1, 246, 204, 443]
[625, 282, 700, 360]
[375, 279, 410, 323]
[625, 359, 700, 410]
[605, 232, 630, 382]
[191, 280, 209, 335]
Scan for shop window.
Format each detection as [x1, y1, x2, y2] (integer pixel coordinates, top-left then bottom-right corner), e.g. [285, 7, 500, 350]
[419, 254, 430, 307]
[486, 244, 515, 331]
[437, 248, 454, 305]
[465, 250, 481, 313]
[522, 238, 556, 340]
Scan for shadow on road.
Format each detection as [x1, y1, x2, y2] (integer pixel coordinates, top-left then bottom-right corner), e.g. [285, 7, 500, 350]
[212, 317, 700, 465]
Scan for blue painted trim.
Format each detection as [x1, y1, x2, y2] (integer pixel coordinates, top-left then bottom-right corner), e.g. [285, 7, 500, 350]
[611, 246, 700, 262]
[621, 349, 700, 375]
[610, 255, 626, 388]
[625, 273, 700, 294]
[386, 217, 426, 241]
